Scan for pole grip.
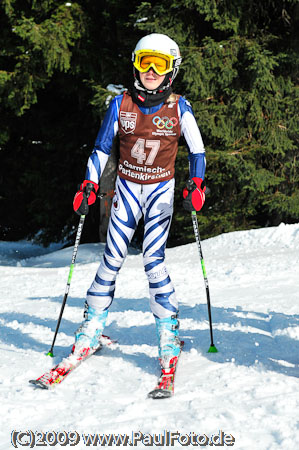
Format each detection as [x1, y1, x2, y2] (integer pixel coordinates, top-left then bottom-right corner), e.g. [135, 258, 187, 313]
[186, 179, 196, 191]
[85, 183, 94, 198]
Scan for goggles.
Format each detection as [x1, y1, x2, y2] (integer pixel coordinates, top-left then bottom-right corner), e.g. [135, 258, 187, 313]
[133, 50, 175, 76]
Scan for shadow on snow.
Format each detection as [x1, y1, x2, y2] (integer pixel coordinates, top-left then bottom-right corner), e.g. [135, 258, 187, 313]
[0, 297, 298, 378]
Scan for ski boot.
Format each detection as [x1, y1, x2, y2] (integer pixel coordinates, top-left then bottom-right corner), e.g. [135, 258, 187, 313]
[155, 313, 182, 368]
[148, 314, 183, 398]
[72, 302, 108, 358]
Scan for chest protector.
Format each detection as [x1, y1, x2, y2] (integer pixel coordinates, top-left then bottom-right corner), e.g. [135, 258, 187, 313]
[117, 92, 181, 184]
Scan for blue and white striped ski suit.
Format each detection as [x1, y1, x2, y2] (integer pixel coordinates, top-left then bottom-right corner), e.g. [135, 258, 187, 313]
[85, 94, 206, 319]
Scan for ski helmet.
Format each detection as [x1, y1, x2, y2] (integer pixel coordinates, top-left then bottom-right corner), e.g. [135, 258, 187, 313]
[132, 33, 182, 89]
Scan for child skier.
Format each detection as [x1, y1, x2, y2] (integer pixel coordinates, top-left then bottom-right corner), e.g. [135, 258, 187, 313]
[73, 33, 206, 382]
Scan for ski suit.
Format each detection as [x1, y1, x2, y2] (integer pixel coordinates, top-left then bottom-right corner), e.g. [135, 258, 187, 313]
[84, 91, 205, 319]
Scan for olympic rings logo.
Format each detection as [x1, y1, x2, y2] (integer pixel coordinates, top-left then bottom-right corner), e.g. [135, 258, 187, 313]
[152, 116, 178, 130]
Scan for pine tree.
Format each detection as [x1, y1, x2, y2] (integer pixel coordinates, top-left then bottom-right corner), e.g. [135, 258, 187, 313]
[130, 0, 299, 243]
[0, 0, 141, 244]
[0, 0, 298, 245]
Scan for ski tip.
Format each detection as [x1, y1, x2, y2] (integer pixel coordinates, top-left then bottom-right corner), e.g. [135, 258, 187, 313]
[46, 351, 54, 357]
[148, 389, 173, 400]
[208, 344, 218, 353]
[29, 379, 49, 390]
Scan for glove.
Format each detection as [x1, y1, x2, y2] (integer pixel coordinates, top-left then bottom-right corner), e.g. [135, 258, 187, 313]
[182, 177, 206, 212]
[73, 180, 99, 215]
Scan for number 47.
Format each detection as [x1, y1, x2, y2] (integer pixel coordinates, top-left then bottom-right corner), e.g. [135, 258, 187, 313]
[131, 138, 160, 165]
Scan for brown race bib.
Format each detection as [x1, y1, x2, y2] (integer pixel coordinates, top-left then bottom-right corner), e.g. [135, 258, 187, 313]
[117, 92, 181, 184]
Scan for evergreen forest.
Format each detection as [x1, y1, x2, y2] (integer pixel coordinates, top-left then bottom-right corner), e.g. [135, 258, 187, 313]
[1, 0, 298, 248]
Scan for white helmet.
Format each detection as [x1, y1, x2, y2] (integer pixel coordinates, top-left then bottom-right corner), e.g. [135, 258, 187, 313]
[132, 33, 182, 83]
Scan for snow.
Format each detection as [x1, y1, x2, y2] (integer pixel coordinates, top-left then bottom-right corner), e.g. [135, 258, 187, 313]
[0, 222, 299, 449]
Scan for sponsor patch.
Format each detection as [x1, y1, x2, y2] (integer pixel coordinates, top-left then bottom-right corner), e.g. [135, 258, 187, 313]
[120, 111, 137, 134]
[151, 116, 178, 136]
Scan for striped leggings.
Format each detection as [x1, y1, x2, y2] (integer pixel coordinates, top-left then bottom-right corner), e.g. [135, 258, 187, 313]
[86, 176, 178, 319]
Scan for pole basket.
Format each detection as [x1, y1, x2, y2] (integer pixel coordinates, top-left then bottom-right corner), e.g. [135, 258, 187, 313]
[208, 344, 218, 353]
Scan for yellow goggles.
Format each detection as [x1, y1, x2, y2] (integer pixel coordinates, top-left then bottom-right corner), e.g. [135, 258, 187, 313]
[133, 50, 174, 76]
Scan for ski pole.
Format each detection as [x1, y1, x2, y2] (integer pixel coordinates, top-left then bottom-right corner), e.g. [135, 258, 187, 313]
[47, 187, 105, 357]
[187, 181, 218, 353]
[47, 213, 86, 357]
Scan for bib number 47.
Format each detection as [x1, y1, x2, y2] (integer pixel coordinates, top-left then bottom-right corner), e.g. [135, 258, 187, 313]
[131, 138, 160, 165]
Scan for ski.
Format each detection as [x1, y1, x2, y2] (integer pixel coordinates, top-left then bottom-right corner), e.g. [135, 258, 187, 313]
[148, 341, 184, 399]
[29, 335, 114, 390]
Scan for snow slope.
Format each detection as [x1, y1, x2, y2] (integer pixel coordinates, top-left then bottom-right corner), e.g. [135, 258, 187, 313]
[0, 223, 299, 449]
